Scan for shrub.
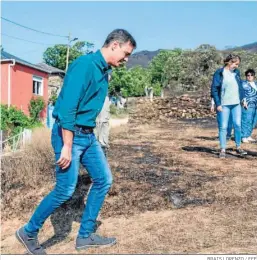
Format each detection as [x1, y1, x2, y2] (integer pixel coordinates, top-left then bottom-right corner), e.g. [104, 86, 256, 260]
[1, 104, 32, 137]
[28, 97, 45, 123]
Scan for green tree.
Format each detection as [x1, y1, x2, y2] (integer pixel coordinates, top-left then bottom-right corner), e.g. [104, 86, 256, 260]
[109, 65, 154, 97]
[148, 50, 173, 85]
[178, 45, 222, 91]
[162, 48, 183, 85]
[109, 46, 257, 97]
[109, 65, 130, 96]
[43, 41, 89, 70]
[128, 66, 151, 97]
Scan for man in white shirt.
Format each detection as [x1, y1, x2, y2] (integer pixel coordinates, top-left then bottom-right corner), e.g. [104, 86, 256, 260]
[95, 74, 112, 156]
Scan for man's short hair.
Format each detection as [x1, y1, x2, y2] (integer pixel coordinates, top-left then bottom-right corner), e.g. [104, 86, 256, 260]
[103, 29, 137, 49]
[245, 69, 255, 77]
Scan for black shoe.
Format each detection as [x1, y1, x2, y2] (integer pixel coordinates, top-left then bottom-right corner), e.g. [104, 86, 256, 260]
[236, 148, 247, 156]
[15, 227, 46, 255]
[76, 233, 116, 251]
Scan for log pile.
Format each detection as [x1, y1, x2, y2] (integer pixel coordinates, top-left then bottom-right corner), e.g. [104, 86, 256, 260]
[129, 94, 215, 124]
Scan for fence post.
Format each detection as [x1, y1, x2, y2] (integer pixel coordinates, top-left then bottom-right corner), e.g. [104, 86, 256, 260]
[23, 129, 32, 147]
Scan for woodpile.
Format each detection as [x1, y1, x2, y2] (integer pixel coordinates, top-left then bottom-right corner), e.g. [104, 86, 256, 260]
[129, 94, 215, 124]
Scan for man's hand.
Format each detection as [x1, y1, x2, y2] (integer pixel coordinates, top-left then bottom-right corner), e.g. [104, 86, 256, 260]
[56, 144, 72, 170]
[243, 101, 248, 110]
[56, 128, 74, 170]
[216, 106, 222, 112]
[210, 105, 215, 113]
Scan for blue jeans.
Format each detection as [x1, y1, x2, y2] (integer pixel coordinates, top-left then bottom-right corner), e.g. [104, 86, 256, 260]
[218, 104, 242, 150]
[24, 122, 113, 238]
[241, 106, 257, 138]
[254, 108, 257, 129]
[217, 111, 233, 139]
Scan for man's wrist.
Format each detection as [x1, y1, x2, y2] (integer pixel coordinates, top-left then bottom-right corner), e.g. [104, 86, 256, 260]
[63, 143, 72, 149]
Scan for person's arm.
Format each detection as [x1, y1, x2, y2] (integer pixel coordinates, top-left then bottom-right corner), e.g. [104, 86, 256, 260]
[211, 70, 221, 106]
[210, 98, 215, 112]
[211, 70, 222, 111]
[56, 58, 92, 169]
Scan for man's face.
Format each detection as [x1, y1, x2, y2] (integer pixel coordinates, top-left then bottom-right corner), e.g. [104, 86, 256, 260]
[246, 73, 255, 82]
[109, 41, 134, 67]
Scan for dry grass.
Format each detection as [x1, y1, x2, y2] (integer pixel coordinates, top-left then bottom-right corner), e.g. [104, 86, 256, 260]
[1, 119, 257, 254]
[1, 128, 55, 221]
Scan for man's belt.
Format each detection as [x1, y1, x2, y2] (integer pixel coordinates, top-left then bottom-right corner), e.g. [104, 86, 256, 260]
[75, 125, 94, 134]
[54, 119, 94, 134]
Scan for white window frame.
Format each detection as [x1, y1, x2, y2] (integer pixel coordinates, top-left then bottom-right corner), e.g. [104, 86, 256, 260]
[33, 75, 43, 96]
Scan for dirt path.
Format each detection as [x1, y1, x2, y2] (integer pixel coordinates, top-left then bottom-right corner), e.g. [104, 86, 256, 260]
[2, 119, 257, 254]
[110, 116, 129, 128]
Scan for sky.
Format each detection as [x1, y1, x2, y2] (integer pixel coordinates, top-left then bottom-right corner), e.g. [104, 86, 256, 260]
[1, 1, 256, 64]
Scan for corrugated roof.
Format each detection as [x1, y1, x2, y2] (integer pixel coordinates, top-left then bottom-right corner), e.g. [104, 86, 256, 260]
[1, 50, 49, 73]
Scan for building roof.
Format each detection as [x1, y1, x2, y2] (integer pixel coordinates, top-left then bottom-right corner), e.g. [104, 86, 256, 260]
[1, 50, 49, 73]
[36, 63, 65, 75]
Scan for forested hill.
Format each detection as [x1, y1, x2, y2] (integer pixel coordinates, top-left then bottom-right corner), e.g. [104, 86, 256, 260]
[126, 42, 257, 69]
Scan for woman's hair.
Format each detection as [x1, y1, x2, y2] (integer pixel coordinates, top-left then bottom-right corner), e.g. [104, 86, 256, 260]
[245, 69, 255, 77]
[224, 54, 241, 65]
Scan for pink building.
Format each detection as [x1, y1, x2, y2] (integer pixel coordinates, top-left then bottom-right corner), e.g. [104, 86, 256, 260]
[1, 50, 49, 118]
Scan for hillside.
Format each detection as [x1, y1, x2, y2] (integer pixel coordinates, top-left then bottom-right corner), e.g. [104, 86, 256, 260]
[229, 42, 257, 52]
[127, 42, 257, 68]
[126, 49, 161, 68]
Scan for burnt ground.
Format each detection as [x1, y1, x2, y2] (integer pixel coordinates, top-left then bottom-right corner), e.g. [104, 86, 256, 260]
[2, 118, 257, 254]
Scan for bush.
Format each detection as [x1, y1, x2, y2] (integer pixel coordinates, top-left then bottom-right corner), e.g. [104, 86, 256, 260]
[28, 97, 45, 123]
[152, 82, 162, 96]
[1, 104, 32, 136]
[1, 104, 44, 138]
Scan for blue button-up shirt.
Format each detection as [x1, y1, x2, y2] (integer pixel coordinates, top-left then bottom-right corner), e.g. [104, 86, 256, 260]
[53, 50, 112, 131]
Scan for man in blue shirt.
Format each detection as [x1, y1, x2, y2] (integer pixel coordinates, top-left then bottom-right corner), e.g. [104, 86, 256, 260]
[16, 29, 136, 254]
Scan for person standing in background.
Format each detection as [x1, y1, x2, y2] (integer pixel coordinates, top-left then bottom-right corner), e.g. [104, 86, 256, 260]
[211, 54, 247, 158]
[95, 74, 112, 157]
[46, 101, 55, 129]
[241, 69, 257, 143]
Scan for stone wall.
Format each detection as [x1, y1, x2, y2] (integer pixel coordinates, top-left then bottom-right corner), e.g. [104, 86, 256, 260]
[48, 75, 64, 97]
